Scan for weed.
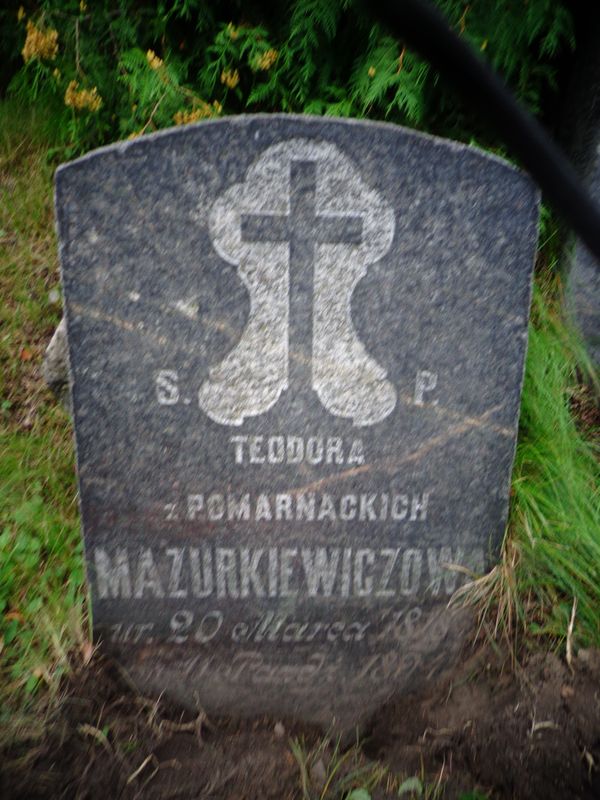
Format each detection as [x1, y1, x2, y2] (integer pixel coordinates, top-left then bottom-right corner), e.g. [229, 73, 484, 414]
[456, 272, 600, 653]
[291, 735, 387, 799]
[290, 735, 454, 798]
[0, 100, 83, 730]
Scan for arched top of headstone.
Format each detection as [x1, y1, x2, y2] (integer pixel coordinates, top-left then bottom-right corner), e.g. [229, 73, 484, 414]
[57, 112, 528, 179]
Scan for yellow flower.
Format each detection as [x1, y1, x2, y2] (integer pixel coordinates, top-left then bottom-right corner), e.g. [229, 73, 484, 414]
[173, 101, 216, 125]
[17, 6, 26, 22]
[22, 20, 59, 62]
[254, 49, 278, 71]
[64, 80, 102, 112]
[173, 97, 224, 126]
[220, 68, 239, 89]
[368, 65, 376, 78]
[146, 49, 163, 70]
[53, 67, 61, 79]
[227, 23, 239, 40]
[174, 109, 197, 125]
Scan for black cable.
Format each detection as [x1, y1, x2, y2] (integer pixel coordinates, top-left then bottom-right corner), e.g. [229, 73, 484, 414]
[367, 0, 600, 267]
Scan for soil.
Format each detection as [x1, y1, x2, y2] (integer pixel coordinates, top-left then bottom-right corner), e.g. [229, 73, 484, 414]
[2, 645, 600, 800]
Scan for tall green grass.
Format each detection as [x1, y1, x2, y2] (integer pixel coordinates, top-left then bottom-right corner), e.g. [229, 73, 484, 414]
[0, 100, 83, 725]
[466, 278, 600, 650]
[514, 283, 599, 643]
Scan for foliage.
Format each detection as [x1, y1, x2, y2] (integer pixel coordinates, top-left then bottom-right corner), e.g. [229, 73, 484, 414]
[0, 101, 82, 722]
[457, 794, 489, 800]
[291, 735, 387, 800]
[511, 277, 599, 646]
[290, 735, 449, 799]
[0, 0, 575, 158]
[459, 262, 600, 651]
[289, 734, 489, 798]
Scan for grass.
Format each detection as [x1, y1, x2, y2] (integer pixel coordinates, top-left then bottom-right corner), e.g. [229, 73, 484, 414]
[0, 99, 83, 727]
[514, 281, 599, 645]
[461, 275, 600, 652]
[0, 95, 598, 744]
[290, 734, 452, 799]
[291, 735, 388, 799]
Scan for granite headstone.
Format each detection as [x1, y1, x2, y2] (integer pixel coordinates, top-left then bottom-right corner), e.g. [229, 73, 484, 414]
[560, 12, 600, 364]
[56, 116, 539, 727]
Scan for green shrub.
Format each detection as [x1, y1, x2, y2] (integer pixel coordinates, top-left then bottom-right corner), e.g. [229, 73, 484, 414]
[1, 0, 575, 158]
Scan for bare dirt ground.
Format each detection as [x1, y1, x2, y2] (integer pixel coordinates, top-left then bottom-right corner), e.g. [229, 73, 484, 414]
[2, 643, 600, 799]
[369, 647, 600, 799]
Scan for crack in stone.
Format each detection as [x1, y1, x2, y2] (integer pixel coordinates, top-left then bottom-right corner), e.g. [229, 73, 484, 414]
[290, 403, 509, 495]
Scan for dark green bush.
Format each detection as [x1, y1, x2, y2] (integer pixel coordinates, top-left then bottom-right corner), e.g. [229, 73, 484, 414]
[1, 1, 575, 157]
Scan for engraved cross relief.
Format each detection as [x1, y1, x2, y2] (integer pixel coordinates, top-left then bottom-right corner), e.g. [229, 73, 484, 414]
[199, 139, 396, 426]
[241, 161, 363, 391]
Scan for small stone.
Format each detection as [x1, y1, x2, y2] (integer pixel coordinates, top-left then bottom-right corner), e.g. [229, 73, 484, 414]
[48, 288, 61, 304]
[20, 411, 34, 430]
[310, 759, 327, 790]
[274, 721, 285, 738]
[41, 317, 71, 412]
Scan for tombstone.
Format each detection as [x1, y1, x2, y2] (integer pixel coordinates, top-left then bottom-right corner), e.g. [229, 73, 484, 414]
[55, 115, 539, 728]
[560, 10, 600, 364]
